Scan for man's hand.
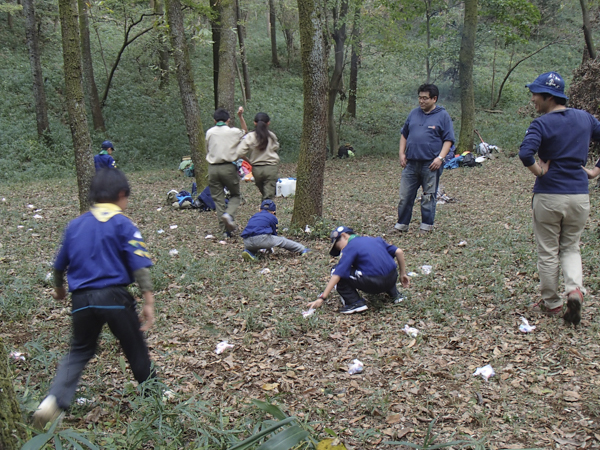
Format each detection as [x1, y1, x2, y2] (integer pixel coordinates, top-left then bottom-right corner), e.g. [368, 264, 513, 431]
[429, 157, 443, 171]
[400, 274, 410, 288]
[51, 287, 67, 300]
[237, 106, 244, 116]
[140, 303, 155, 331]
[307, 298, 324, 309]
[539, 159, 550, 175]
[582, 165, 600, 179]
[399, 153, 407, 168]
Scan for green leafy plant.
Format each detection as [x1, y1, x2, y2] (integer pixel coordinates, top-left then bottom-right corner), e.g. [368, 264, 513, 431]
[23, 418, 99, 450]
[385, 418, 486, 449]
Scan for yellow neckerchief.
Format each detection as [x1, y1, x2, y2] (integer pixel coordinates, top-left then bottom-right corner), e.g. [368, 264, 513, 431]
[90, 203, 123, 222]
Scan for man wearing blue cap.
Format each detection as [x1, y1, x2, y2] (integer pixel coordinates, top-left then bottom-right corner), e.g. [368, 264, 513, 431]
[519, 71, 600, 326]
[240, 199, 309, 261]
[94, 140, 116, 171]
[307, 226, 410, 314]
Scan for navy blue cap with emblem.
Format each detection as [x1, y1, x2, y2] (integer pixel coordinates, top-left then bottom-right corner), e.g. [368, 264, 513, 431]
[526, 71, 568, 100]
[329, 225, 354, 256]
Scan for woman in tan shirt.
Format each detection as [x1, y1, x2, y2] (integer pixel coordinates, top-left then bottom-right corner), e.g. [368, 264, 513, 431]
[237, 112, 280, 200]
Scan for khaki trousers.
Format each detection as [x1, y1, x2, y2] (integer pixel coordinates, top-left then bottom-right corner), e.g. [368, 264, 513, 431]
[252, 165, 278, 200]
[208, 163, 241, 232]
[532, 193, 589, 309]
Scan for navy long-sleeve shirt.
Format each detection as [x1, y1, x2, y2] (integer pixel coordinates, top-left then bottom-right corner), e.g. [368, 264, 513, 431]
[241, 210, 278, 238]
[333, 236, 398, 279]
[401, 106, 455, 161]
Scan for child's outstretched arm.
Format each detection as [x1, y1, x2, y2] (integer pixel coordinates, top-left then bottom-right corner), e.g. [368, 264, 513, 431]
[237, 106, 248, 134]
[583, 164, 600, 179]
[307, 275, 341, 309]
[395, 248, 410, 288]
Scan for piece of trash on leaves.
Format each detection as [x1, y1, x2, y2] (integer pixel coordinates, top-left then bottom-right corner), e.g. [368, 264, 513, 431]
[215, 341, 234, 354]
[421, 265, 432, 275]
[170, 225, 178, 229]
[457, 240, 467, 247]
[45, 272, 52, 281]
[305, 225, 312, 233]
[157, 229, 165, 234]
[76, 398, 92, 405]
[302, 308, 316, 318]
[475, 156, 486, 163]
[219, 240, 227, 245]
[156, 207, 162, 212]
[205, 234, 214, 239]
[27, 204, 35, 209]
[33, 214, 43, 219]
[162, 390, 175, 402]
[169, 249, 179, 256]
[259, 268, 271, 274]
[17, 225, 24, 229]
[10, 351, 25, 361]
[348, 359, 364, 375]
[473, 364, 495, 381]
[402, 325, 419, 337]
[407, 271, 418, 277]
[519, 317, 536, 333]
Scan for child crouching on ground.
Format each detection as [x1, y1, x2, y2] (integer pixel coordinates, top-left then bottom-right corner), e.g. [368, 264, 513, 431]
[33, 169, 156, 428]
[307, 226, 410, 314]
[241, 199, 309, 261]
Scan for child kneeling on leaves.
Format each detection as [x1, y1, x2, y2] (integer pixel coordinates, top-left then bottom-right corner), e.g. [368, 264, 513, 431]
[241, 199, 309, 261]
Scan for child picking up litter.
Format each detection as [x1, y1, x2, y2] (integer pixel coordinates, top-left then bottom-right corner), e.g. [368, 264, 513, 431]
[240, 199, 309, 261]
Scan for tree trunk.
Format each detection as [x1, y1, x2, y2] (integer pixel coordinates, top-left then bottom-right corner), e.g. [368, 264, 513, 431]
[456, 0, 477, 154]
[269, 0, 280, 68]
[23, 0, 51, 140]
[580, 0, 596, 60]
[236, 0, 251, 100]
[211, 0, 220, 109]
[347, 2, 360, 118]
[154, 0, 170, 89]
[217, 0, 237, 124]
[327, 0, 348, 158]
[490, 37, 497, 109]
[165, 0, 207, 186]
[425, 9, 431, 83]
[59, 0, 95, 214]
[0, 340, 26, 450]
[291, 0, 329, 227]
[78, 0, 106, 131]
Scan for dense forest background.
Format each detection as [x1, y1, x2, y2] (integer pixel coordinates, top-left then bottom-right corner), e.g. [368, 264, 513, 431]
[0, 0, 593, 183]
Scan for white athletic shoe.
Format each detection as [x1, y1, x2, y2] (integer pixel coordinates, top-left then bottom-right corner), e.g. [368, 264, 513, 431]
[32, 395, 63, 429]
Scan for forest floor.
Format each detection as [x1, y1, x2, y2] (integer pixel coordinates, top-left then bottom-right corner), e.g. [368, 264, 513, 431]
[3, 153, 600, 449]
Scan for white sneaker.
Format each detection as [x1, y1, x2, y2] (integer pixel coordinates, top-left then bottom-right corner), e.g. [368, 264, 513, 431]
[32, 395, 63, 429]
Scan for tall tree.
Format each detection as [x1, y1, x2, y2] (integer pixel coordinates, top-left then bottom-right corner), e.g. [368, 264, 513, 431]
[347, 1, 361, 117]
[269, 0, 281, 67]
[456, 0, 477, 154]
[211, 0, 220, 109]
[0, 340, 26, 450]
[291, 0, 329, 227]
[217, 0, 237, 121]
[78, 0, 106, 131]
[580, 0, 596, 60]
[165, 0, 207, 185]
[236, 0, 251, 100]
[59, 0, 95, 213]
[23, 0, 51, 140]
[154, 0, 170, 89]
[327, 0, 348, 157]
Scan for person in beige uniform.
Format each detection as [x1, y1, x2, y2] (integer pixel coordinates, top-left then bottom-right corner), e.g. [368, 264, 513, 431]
[206, 107, 247, 237]
[237, 112, 280, 200]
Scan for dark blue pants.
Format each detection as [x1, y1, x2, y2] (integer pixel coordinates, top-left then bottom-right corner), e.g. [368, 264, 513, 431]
[337, 268, 399, 305]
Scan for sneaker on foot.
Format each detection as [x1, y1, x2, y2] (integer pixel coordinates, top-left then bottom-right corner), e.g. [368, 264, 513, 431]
[531, 300, 563, 316]
[32, 395, 63, 429]
[221, 213, 237, 232]
[392, 293, 406, 305]
[393, 223, 407, 232]
[301, 248, 311, 256]
[242, 249, 257, 262]
[340, 299, 368, 314]
[564, 288, 583, 325]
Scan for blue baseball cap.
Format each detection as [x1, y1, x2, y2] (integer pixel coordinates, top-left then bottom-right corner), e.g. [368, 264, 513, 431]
[526, 72, 568, 100]
[101, 140, 114, 150]
[330, 225, 354, 256]
[261, 199, 276, 212]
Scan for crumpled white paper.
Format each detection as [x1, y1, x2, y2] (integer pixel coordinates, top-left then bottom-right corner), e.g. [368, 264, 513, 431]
[215, 341, 234, 354]
[348, 359, 364, 375]
[403, 325, 419, 338]
[302, 308, 316, 318]
[169, 249, 179, 256]
[519, 317, 536, 333]
[473, 364, 495, 381]
[421, 265, 432, 275]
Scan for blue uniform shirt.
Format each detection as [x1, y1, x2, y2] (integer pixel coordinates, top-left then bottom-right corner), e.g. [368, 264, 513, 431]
[54, 204, 152, 291]
[401, 106, 455, 161]
[333, 236, 398, 279]
[241, 210, 278, 238]
[519, 108, 600, 194]
[94, 153, 116, 171]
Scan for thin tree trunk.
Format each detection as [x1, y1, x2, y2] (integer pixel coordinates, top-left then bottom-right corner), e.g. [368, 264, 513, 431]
[425, 9, 431, 83]
[327, 0, 348, 158]
[154, 0, 170, 89]
[580, 0, 596, 60]
[490, 37, 497, 109]
[0, 340, 26, 450]
[59, 0, 95, 213]
[217, 0, 237, 124]
[291, 0, 329, 227]
[211, 0, 220, 109]
[23, 0, 51, 140]
[456, 0, 477, 154]
[347, 2, 360, 117]
[78, 0, 106, 131]
[236, 0, 251, 100]
[165, 0, 207, 186]
[269, 0, 280, 67]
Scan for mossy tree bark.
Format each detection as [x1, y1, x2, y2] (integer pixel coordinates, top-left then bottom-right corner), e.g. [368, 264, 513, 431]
[210, 0, 220, 109]
[456, 0, 477, 154]
[0, 340, 27, 450]
[23, 0, 51, 140]
[78, 0, 105, 131]
[580, 0, 596, 60]
[347, 1, 361, 118]
[236, 0, 251, 101]
[59, 0, 95, 213]
[269, 0, 280, 68]
[154, 0, 170, 89]
[327, 0, 348, 157]
[291, 0, 329, 227]
[217, 0, 237, 124]
[165, 0, 207, 186]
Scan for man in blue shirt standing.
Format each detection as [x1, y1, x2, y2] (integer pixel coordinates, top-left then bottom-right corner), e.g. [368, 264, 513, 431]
[519, 71, 600, 326]
[394, 84, 455, 234]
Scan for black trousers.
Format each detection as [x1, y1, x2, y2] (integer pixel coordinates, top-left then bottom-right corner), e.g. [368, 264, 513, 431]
[336, 268, 399, 305]
[49, 286, 155, 409]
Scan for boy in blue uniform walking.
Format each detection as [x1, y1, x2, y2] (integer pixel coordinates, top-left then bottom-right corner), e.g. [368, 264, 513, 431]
[308, 226, 410, 314]
[240, 199, 309, 261]
[33, 169, 156, 428]
[94, 140, 117, 171]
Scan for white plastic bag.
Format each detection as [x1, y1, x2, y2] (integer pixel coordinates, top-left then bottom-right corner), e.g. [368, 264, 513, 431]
[348, 359, 364, 374]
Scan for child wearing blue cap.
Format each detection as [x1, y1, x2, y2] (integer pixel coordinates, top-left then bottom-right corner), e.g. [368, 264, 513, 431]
[33, 168, 156, 428]
[307, 226, 410, 314]
[240, 199, 309, 261]
[94, 140, 116, 171]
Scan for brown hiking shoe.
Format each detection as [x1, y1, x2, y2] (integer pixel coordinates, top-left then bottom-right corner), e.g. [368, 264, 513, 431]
[531, 300, 563, 316]
[564, 288, 583, 326]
